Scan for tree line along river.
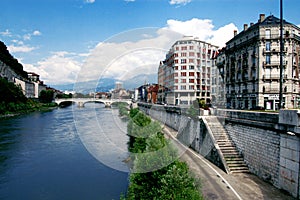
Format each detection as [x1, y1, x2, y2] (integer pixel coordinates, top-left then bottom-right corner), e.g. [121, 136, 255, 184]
[0, 103, 129, 200]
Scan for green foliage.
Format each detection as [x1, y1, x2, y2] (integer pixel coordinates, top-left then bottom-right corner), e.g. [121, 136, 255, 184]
[55, 93, 72, 98]
[117, 102, 129, 117]
[123, 109, 202, 200]
[39, 90, 54, 103]
[0, 78, 27, 103]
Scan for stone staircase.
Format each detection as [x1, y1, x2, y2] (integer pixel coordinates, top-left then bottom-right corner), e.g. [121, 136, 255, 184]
[204, 116, 249, 173]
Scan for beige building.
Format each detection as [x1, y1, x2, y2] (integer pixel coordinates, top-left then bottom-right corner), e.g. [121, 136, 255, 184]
[158, 36, 218, 106]
[219, 14, 300, 110]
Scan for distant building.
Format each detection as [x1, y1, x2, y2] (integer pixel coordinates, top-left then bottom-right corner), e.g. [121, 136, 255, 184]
[115, 81, 123, 90]
[217, 14, 300, 110]
[147, 84, 159, 104]
[158, 36, 218, 106]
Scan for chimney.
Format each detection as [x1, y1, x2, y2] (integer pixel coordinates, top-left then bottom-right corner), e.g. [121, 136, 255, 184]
[234, 30, 238, 37]
[259, 14, 265, 22]
[244, 24, 248, 31]
[250, 22, 254, 26]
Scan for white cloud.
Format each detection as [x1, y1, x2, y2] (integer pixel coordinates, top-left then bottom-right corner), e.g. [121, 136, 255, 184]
[169, 0, 192, 6]
[77, 28, 182, 84]
[0, 29, 12, 37]
[33, 30, 42, 36]
[23, 51, 82, 85]
[23, 30, 42, 40]
[165, 18, 237, 48]
[8, 44, 36, 53]
[85, 0, 95, 3]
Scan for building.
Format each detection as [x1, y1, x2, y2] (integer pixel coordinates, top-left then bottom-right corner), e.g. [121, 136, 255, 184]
[14, 77, 35, 98]
[28, 72, 47, 98]
[219, 14, 300, 110]
[213, 48, 227, 108]
[158, 36, 218, 106]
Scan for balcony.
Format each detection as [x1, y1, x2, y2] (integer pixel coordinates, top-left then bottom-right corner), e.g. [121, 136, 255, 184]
[262, 74, 288, 81]
[263, 47, 287, 55]
[263, 61, 287, 68]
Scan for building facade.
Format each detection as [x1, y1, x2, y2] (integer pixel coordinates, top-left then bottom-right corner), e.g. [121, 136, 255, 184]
[158, 36, 218, 106]
[219, 14, 300, 110]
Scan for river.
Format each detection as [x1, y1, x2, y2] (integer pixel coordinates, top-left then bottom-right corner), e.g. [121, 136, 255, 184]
[0, 103, 129, 200]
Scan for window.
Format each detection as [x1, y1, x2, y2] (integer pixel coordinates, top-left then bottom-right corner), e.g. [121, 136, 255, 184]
[181, 46, 187, 50]
[265, 29, 271, 39]
[266, 55, 271, 64]
[176, 47, 179, 51]
[189, 65, 194, 70]
[181, 72, 187, 76]
[175, 66, 178, 70]
[181, 59, 187, 64]
[175, 79, 178, 83]
[181, 52, 187, 57]
[189, 59, 194, 63]
[189, 79, 194, 83]
[181, 85, 186, 90]
[189, 52, 195, 56]
[181, 65, 187, 70]
[189, 72, 195, 76]
[266, 42, 271, 51]
[189, 85, 194, 90]
[189, 46, 194, 50]
[181, 79, 186, 83]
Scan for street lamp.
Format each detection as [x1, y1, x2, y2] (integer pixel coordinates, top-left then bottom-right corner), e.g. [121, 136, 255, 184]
[279, 0, 284, 109]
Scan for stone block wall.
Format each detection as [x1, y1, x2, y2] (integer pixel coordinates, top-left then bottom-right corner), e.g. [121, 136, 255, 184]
[224, 122, 281, 186]
[279, 134, 300, 197]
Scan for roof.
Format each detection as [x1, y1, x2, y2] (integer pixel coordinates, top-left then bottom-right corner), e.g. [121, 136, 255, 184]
[226, 15, 298, 45]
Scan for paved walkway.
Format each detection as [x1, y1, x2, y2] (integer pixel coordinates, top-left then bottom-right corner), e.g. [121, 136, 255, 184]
[163, 126, 295, 200]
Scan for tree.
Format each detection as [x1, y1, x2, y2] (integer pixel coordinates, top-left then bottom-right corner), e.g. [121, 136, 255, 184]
[39, 90, 54, 103]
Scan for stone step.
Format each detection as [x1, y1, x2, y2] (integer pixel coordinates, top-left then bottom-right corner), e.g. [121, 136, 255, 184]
[219, 146, 237, 150]
[225, 158, 244, 163]
[230, 168, 250, 173]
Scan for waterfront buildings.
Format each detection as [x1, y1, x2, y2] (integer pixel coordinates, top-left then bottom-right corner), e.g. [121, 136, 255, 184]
[158, 36, 218, 106]
[216, 14, 300, 110]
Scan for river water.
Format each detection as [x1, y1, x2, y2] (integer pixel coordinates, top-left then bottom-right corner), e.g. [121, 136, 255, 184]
[0, 103, 129, 200]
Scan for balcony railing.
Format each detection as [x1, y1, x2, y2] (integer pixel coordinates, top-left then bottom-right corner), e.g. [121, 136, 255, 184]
[263, 61, 287, 68]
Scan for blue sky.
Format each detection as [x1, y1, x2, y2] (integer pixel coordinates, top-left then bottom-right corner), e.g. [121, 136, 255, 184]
[1, 0, 299, 85]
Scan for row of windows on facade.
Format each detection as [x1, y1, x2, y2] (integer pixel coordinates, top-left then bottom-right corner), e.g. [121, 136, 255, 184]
[175, 85, 211, 91]
[174, 58, 212, 64]
[174, 78, 211, 84]
[174, 72, 211, 77]
[174, 65, 211, 71]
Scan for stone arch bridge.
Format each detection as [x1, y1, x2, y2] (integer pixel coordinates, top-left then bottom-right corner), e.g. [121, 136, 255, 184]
[53, 98, 132, 108]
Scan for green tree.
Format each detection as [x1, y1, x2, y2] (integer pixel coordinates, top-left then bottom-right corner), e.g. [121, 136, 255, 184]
[39, 90, 54, 103]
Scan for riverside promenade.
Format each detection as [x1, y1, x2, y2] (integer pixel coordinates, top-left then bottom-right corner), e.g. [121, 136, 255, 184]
[163, 126, 295, 200]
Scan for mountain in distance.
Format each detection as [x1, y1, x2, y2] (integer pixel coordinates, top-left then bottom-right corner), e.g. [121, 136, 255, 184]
[122, 73, 157, 89]
[52, 73, 157, 94]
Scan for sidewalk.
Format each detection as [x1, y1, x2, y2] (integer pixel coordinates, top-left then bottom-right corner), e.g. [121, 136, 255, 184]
[163, 126, 295, 200]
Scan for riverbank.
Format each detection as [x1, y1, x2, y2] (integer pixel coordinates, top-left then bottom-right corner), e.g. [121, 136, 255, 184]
[0, 102, 57, 119]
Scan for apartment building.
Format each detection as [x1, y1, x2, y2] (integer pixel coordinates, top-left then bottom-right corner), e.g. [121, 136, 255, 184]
[218, 14, 300, 110]
[158, 36, 218, 106]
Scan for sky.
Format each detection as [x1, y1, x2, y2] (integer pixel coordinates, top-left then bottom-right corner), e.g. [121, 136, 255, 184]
[1, 0, 300, 86]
